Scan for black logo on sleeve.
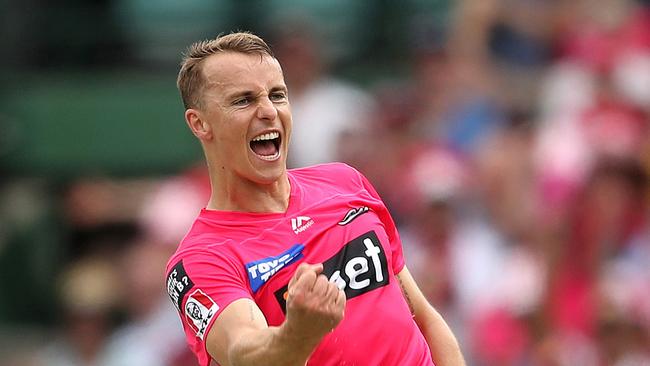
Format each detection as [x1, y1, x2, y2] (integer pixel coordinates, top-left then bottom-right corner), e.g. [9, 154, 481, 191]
[167, 260, 194, 311]
[274, 230, 389, 313]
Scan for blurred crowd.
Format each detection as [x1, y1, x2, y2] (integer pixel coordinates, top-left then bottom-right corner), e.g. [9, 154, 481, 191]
[2, 0, 650, 365]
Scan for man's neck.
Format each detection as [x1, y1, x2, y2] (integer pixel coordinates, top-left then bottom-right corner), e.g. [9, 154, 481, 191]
[206, 173, 291, 213]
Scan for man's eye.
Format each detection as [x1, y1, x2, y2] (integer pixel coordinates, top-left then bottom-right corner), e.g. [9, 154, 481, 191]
[270, 92, 287, 102]
[233, 97, 251, 106]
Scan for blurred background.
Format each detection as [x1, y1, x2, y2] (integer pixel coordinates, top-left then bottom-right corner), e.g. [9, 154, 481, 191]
[1, 0, 650, 365]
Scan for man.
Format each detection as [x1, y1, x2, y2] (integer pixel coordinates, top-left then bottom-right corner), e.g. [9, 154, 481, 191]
[166, 31, 465, 366]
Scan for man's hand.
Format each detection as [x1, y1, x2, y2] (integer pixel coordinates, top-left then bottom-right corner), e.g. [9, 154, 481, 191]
[206, 263, 346, 366]
[283, 263, 346, 343]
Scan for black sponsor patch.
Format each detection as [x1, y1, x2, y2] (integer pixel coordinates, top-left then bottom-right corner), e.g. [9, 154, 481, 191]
[274, 230, 389, 313]
[167, 260, 194, 311]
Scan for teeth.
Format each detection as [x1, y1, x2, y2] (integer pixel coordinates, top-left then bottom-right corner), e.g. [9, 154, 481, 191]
[258, 151, 280, 161]
[252, 131, 279, 142]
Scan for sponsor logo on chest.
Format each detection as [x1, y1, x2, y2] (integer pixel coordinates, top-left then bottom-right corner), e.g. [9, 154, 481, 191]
[246, 244, 305, 293]
[291, 215, 314, 234]
[274, 230, 389, 313]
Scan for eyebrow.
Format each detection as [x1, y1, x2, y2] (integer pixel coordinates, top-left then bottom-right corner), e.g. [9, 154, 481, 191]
[270, 85, 288, 93]
[226, 85, 288, 100]
[226, 90, 254, 101]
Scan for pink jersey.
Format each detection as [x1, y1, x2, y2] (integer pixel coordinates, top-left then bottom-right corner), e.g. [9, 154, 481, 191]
[166, 163, 434, 366]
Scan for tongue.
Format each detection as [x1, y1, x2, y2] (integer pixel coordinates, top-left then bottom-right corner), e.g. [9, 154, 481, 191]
[250, 140, 278, 156]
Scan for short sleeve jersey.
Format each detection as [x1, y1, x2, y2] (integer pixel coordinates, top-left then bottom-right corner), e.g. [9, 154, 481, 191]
[165, 163, 434, 366]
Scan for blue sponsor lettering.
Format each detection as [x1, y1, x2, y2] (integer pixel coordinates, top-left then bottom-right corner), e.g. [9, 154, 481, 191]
[246, 244, 304, 292]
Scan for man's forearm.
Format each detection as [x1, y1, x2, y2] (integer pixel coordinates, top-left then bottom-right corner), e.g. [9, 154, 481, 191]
[208, 264, 345, 366]
[416, 304, 466, 366]
[227, 324, 319, 366]
[397, 267, 465, 365]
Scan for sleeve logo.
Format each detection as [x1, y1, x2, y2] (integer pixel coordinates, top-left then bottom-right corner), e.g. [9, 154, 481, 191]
[184, 289, 219, 340]
[246, 244, 305, 293]
[338, 206, 370, 226]
[167, 260, 194, 311]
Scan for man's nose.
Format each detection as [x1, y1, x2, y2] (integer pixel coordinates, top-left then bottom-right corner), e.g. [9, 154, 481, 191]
[256, 97, 278, 121]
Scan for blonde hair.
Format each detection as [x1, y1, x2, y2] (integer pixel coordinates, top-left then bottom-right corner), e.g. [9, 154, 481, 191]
[177, 32, 275, 109]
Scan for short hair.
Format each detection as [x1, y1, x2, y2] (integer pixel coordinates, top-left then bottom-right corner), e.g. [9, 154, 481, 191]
[177, 31, 275, 110]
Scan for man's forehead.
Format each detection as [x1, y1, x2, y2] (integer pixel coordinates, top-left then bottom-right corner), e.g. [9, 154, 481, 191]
[202, 52, 283, 86]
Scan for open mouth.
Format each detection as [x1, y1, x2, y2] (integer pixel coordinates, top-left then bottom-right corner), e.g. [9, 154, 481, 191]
[250, 131, 281, 161]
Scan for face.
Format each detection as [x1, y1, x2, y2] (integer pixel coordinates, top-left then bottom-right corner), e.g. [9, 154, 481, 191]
[186, 302, 202, 320]
[188, 52, 292, 186]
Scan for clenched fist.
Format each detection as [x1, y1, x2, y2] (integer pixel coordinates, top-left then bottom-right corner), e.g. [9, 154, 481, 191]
[284, 263, 346, 342]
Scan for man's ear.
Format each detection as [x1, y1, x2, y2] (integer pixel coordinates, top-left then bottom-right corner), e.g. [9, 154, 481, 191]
[185, 109, 213, 141]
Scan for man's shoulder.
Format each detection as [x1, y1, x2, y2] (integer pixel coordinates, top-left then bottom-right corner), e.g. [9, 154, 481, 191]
[289, 163, 368, 200]
[290, 162, 361, 182]
[165, 231, 235, 277]
[166, 219, 231, 266]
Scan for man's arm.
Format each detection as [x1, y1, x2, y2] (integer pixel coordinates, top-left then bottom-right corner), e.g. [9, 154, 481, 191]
[206, 263, 345, 366]
[396, 266, 466, 366]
